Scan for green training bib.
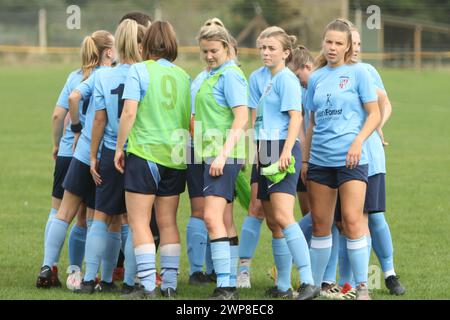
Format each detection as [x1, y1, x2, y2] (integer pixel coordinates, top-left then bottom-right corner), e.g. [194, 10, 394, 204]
[194, 65, 247, 160]
[127, 60, 191, 169]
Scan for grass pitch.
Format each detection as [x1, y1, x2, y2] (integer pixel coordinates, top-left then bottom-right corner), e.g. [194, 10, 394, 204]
[0, 61, 449, 300]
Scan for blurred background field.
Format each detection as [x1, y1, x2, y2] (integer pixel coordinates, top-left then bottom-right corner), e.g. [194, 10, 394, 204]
[0, 0, 449, 300]
[1, 0, 450, 68]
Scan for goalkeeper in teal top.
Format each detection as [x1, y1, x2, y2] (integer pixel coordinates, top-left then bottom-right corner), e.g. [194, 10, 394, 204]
[192, 24, 249, 300]
[114, 21, 191, 299]
[253, 26, 319, 300]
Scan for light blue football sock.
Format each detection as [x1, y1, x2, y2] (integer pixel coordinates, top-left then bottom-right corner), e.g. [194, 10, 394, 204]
[229, 241, 239, 288]
[205, 237, 214, 275]
[186, 217, 207, 275]
[101, 231, 121, 283]
[83, 220, 108, 281]
[347, 236, 369, 287]
[272, 237, 292, 292]
[283, 223, 314, 285]
[238, 216, 263, 273]
[369, 212, 395, 275]
[68, 224, 87, 268]
[120, 224, 129, 252]
[298, 212, 312, 247]
[135, 243, 156, 292]
[124, 229, 136, 286]
[338, 233, 354, 287]
[367, 235, 372, 261]
[310, 234, 332, 286]
[160, 244, 181, 290]
[210, 240, 230, 287]
[43, 218, 69, 267]
[323, 225, 340, 284]
[44, 208, 58, 245]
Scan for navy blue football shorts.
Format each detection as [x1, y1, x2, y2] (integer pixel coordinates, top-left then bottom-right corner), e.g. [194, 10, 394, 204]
[124, 153, 186, 196]
[95, 147, 126, 216]
[52, 156, 72, 199]
[257, 140, 302, 201]
[62, 157, 96, 209]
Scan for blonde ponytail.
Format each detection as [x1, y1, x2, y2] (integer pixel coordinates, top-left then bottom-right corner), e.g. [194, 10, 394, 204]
[80, 30, 114, 80]
[81, 36, 99, 80]
[115, 19, 145, 64]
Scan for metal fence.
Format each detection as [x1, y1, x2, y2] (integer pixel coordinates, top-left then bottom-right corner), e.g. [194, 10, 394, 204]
[1, 1, 449, 68]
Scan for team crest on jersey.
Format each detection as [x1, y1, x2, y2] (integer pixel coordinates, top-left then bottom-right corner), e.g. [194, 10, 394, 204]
[339, 76, 349, 89]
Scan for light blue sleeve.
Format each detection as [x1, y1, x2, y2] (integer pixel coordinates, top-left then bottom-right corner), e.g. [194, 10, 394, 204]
[305, 72, 318, 112]
[190, 71, 206, 115]
[93, 74, 106, 111]
[56, 73, 74, 109]
[279, 73, 302, 112]
[248, 72, 260, 109]
[366, 63, 386, 94]
[356, 65, 378, 103]
[190, 87, 196, 114]
[222, 69, 248, 108]
[76, 74, 95, 99]
[123, 64, 143, 102]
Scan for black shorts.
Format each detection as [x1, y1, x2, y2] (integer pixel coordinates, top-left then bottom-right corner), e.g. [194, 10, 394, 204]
[95, 147, 126, 216]
[334, 173, 383, 222]
[257, 140, 302, 201]
[203, 159, 241, 203]
[296, 175, 307, 192]
[62, 157, 96, 209]
[307, 163, 368, 189]
[124, 153, 186, 196]
[250, 163, 259, 185]
[364, 173, 386, 213]
[52, 156, 72, 199]
[186, 146, 204, 199]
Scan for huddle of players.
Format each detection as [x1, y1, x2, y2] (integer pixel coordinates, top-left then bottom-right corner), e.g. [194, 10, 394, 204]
[37, 10, 404, 300]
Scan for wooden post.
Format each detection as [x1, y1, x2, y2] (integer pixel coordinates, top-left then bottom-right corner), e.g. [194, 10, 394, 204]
[38, 8, 47, 53]
[154, 0, 162, 21]
[341, 0, 349, 19]
[355, 9, 363, 32]
[414, 25, 422, 70]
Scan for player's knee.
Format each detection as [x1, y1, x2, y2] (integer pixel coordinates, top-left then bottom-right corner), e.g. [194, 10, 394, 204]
[249, 200, 265, 219]
[342, 217, 365, 238]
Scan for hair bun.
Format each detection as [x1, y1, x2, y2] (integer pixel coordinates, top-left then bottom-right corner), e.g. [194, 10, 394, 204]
[289, 35, 297, 46]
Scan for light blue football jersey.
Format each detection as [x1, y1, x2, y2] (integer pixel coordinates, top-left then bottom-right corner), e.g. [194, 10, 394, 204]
[306, 63, 377, 167]
[361, 62, 386, 176]
[248, 66, 271, 110]
[301, 86, 310, 132]
[73, 66, 110, 165]
[55, 69, 88, 157]
[93, 64, 131, 151]
[254, 67, 302, 141]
